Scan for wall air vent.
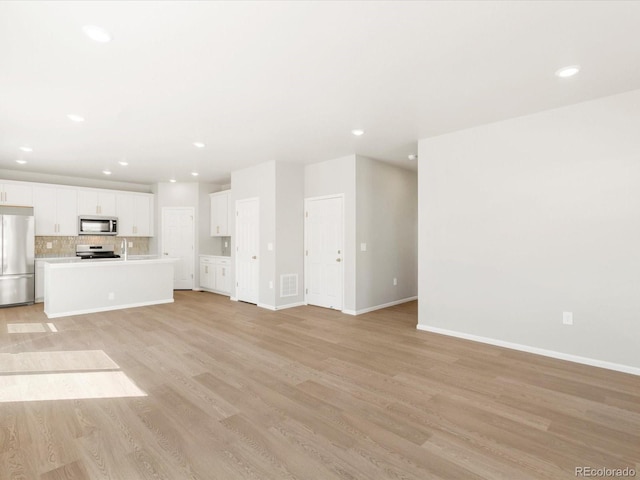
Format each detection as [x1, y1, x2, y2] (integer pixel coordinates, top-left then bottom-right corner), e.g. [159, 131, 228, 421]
[280, 274, 298, 297]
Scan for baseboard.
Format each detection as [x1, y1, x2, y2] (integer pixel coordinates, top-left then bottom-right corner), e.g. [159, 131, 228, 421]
[343, 296, 418, 316]
[199, 288, 231, 297]
[416, 324, 640, 376]
[45, 298, 175, 319]
[274, 301, 306, 311]
[257, 303, 276, 311]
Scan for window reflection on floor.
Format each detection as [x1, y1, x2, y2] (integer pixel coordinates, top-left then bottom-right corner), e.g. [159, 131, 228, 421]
[0, 371, 147, 402]
[7, 323, 49, 333]
[0, 350, 147, 403]
[0, 350, 119, 373]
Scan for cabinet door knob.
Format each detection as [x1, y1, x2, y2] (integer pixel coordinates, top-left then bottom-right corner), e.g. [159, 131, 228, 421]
[336, 258, 341, 262]
[252, 255, 257, 260]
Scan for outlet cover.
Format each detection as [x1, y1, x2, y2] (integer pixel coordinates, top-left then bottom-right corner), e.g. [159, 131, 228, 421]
[46, 242, 53, 249]
[393, 278, 398, 286]
[562, 311, 573, 325]
[360, 243, 367, 252]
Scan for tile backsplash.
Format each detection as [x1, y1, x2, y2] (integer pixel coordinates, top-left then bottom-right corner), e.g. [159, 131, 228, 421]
[35, 236, 151, 257]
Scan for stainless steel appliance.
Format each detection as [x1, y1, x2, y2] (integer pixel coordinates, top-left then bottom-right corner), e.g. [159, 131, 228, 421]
[78, 216, 118, 236]
[76, 244, 121, 260]
[0, 206, 35, 307]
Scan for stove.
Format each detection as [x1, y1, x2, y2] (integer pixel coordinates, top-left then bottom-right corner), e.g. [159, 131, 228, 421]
[76, 244, 121, 260]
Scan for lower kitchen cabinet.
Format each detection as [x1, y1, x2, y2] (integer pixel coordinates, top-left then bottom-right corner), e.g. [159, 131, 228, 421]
[35, 259, 45, 303]
[199, 256, 231, 295]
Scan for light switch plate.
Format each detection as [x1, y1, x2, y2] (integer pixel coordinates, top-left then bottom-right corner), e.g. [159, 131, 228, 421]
[360, 243, 367, 252]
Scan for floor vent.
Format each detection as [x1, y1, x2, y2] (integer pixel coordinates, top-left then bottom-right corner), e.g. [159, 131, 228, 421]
[280, 274, 298, 297]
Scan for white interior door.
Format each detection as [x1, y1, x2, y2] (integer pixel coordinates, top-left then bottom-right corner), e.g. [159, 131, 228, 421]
[235, 198, 259, 304]
[305, 195, 343, 310]
[161, 207, 194, 290]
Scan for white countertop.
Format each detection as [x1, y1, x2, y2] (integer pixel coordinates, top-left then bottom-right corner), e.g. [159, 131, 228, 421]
[44, 256, 176, 268]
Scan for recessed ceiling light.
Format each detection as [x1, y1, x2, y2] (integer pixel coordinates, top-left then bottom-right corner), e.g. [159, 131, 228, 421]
[82, 25, 112, 43]
[408, 154, 418, 161]
[555, 65, 580, 78]
[16, 160, 27, 165]
[67, 114, 85, 122]
[191, 172, 199, 177]
[19, 146, 33, 152]
[102, 170, 112, 175]
[193, 142, 205, 148]
[169, 179, 177, 183]
[118, 161, 128, 166]
[351, 129, 365, 136]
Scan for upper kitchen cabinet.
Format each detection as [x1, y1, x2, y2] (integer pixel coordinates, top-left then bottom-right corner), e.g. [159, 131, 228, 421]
[77, 190, 116, 216]
[33, 186, 77, 236]
[210, 190, 230, 236]
[115, 193, 153, 237]
[0, 182, 33, 206]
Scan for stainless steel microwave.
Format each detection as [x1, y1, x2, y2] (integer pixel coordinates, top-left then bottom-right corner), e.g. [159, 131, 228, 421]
[78, 216, 118, 236]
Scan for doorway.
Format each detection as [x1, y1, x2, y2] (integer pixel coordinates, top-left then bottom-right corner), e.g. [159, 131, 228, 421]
[304, 195, 344, 310]
[235, 198, 260, 304]
[161, 207, 195, 290]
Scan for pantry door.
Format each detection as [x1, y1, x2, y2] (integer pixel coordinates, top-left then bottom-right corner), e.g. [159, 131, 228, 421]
[304, 195, 344, 310]
[161, 207, 195, 290]
[235, 198, 259, 304]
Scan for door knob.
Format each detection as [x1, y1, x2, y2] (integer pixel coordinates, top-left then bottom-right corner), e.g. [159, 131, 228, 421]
[252, 255, 257, 260]
[163, 252, 169, 255]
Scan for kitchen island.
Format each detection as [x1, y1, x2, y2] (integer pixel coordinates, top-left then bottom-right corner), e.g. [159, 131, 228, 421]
[43, 257, 176, 318]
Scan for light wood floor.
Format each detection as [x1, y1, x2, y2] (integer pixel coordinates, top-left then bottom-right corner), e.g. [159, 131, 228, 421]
[0, 292, 638, 479]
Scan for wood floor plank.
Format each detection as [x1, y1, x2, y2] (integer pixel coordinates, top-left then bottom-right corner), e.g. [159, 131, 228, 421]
[0, 292, 638, 479]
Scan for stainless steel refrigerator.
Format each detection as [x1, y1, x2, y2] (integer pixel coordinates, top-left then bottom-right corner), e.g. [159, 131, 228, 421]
[0, 206, 35, 307]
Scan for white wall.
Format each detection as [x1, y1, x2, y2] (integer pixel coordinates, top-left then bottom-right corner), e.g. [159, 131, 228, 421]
[275, 162, 305, 308]
[304, 155, 357, 312]
[149, 182, 209, 289]
[355, 156, 417, 312]
[230, 161, 277, 307]
[418, 89, 640, 371]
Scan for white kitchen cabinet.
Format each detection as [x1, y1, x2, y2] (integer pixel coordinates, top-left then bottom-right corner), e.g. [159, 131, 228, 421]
[215, 259, 231, 294]
[210, 190, 230, 236]
[0, 182, 33, 206]
[33, 186, 77, 236]
[35, 259, 45, 302]
[200, 258, 214, 290]
[115, 193, 153, 237]
[77, 190, 116, 216]
[199, 256, 231, 295]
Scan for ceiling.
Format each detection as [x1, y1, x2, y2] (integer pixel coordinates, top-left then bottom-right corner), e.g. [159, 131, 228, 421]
[1, 1, 640, 186]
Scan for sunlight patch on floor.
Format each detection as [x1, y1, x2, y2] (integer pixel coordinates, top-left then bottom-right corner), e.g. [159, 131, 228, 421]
[0, 371, 147, 402]
[7, 323, 48, 333]
[0, 350, 119, 373]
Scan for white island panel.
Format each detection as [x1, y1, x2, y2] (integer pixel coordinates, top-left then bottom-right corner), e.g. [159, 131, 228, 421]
[44, 259, 175, 318]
